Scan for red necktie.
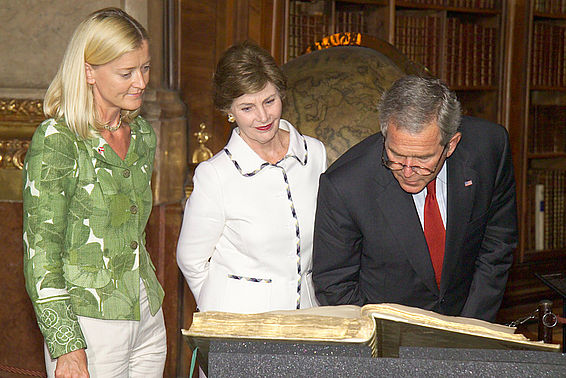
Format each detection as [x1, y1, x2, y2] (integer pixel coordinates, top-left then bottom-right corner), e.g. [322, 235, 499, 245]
[424, 179, 445, 288]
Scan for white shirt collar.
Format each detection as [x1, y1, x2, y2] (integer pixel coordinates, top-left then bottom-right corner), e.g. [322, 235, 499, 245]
[224, 119, 307, 175]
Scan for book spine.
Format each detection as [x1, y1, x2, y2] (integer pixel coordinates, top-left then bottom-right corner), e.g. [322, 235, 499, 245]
[457, 19, 464, 87]
[430, 15, 440, 76]
[412, 15, 417, 64]
[418, 16, 426, 68]
[395, 15, 406, 57]
[560, 171, 566, 248]
[545, 23, 552, 87]
[535, 105, 541, 153]
[531, 22, 541, 87]
[487, 26, 495, 86]
[544, 172, 552, 249]
[552, 170, 562, 248]
[564, 26, 566, 86]
[465, 22, 472, 87]
[535, 183, 545, 250]
[479, 28, 490, 86]
[447, 18, 456, 86]
[473, 23, 480, 87]
[552, 24, 560, 86]
[562, 26, 566, 86]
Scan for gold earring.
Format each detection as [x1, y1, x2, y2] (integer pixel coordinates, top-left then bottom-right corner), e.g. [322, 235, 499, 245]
[227, 113, 235, 123]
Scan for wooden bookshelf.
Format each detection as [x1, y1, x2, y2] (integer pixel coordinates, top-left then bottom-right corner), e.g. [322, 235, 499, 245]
[499, 0, 566, 325]
[285, 0, 505, 123]
[523, 0, 566, 263]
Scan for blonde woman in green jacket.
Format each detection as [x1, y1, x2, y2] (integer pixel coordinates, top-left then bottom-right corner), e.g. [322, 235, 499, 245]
[23, 8, 166, 378]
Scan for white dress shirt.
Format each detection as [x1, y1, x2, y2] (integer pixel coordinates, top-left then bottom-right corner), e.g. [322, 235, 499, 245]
[177, 120, 327, 313]
[412, 162, 448, 230]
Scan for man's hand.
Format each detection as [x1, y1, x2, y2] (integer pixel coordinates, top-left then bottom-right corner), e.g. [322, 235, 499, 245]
[55, 349, 89, 378]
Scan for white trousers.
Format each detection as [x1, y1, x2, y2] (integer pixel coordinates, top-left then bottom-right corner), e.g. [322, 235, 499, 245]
[45, 280, 167, 378]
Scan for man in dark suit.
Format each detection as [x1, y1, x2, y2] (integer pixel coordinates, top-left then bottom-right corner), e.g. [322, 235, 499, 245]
[312, 76, 518, 322]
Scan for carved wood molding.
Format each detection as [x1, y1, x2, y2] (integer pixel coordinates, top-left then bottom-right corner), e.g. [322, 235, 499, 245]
[0, 97, 38, 174]
[0, 139, 29, 170]
[0, 96, 45, 145]
[0, 98, 44, 121]
[0, 96, 41, 201]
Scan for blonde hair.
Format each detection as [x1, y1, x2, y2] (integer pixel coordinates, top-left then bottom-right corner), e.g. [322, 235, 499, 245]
[213, 40, 287, 112]
[44, 7, 149, 139]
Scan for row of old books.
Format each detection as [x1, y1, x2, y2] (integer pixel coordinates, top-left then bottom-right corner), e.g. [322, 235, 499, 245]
[335, 10, 367, 35]
[395, 15, 497, 87]
[287, 12, 329, 59]
[529, 105, 566, 153]
[399, 0, 499, 8]
[528, 169, 566, 251]
[534, 0, 566, 14]
[531, 22, 566, 88]
[395, 14, 441, 77]
[288, 7, 369, 59]
[446, 19, 497, 88]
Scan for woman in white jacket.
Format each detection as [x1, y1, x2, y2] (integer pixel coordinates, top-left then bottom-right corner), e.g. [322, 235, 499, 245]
[176, 41, 326, 314]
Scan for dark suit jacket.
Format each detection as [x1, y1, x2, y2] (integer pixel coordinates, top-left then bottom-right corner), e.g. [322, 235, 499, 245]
[312, 116, 518, 322]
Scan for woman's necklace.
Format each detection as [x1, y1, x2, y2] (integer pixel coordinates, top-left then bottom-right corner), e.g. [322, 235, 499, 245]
[104, 116, 122, 132]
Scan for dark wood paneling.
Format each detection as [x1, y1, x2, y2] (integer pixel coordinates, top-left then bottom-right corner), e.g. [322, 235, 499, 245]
[180, 0, 231, 156]
[497, 3, 565, 348]
[145, 202, 189, 378]
[0, 202, 46, 377]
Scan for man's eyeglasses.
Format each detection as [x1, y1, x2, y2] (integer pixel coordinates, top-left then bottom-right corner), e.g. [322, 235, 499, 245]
[381, 139, 448, 176]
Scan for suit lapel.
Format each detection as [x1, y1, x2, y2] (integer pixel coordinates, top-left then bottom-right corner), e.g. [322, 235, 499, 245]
[441, 149, 478, 292]
[373, 144, 439, 295]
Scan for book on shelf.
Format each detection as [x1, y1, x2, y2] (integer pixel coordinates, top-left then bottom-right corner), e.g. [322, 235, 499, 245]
[465, 22, 473, 87]
[287, 1, 329, 59]
[488, 26, 497, 86]
[481, 25, 491, 86]
[335, 9, 366, 35]
[182, 303, 561, 374]
[426, 14, 440, 76]
[446, 18, 460, 86]
[532, 21, 540, 87]
[563, 26, 566, 86]
[535, 0, 566, 14]
[531, 22, 566, 87]
[544, 172, 553, 249]
[394, 13, 441, 77]
[535, 184, 545, 251]
[529, 169, 566, 251]
[458, 18, 466, 87]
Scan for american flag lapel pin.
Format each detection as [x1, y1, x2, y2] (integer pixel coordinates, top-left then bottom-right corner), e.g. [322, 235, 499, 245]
[464, 179, 473, 187]
[97, 146, 104, 154]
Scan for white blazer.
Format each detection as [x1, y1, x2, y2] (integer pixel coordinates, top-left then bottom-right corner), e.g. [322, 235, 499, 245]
[176, 120, 327, 313]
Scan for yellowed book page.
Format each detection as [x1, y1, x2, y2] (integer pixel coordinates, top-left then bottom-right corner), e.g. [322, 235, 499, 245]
[362, 303, 560, 350]
[362, 303, 519, 336]
[184, 305, 374, 343]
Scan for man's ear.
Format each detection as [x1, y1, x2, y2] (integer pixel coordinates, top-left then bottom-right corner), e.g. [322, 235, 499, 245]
[446, 132, 462, 158]
[85, 63, 95, 85]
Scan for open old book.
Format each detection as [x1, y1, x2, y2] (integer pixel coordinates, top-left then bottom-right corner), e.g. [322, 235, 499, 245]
[183, 303, 561, 373]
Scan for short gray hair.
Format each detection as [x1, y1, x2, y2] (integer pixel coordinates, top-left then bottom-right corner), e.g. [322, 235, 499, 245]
[378, 76, 461, 145]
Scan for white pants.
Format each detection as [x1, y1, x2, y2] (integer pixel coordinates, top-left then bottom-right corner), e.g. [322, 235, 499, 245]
[45, 280, 167, 378]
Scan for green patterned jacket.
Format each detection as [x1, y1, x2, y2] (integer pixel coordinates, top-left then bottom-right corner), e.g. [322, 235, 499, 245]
[23, 117, 164, 359]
